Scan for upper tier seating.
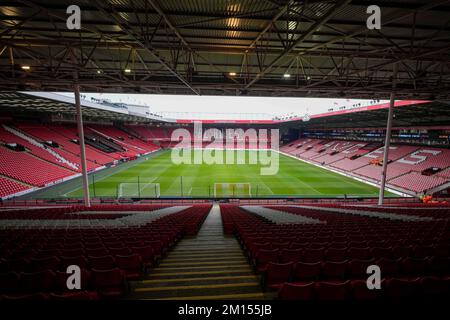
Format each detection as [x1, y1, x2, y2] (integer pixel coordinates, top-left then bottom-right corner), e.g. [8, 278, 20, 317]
[126, 126, 169, 141]
[17, 124, 117, 165]
[0, 126, 77, 172]
[89, 125, 159, 156]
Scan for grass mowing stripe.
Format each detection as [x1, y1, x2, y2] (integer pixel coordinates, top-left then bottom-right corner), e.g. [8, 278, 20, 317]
[47, 150, 394, 198]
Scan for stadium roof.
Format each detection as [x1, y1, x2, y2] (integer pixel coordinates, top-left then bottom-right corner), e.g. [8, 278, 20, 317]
[1, 91, 448, 128]
[1, 0, 450, 99]
[0, 91, 174, 122]
[296, 99, 450, 128]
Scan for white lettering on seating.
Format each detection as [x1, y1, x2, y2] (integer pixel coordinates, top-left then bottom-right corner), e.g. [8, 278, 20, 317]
[397, 149, 441, 165]
[342, 143, 365, 154]
[364, 146, 398, 159]
[366, 265, 381, 290]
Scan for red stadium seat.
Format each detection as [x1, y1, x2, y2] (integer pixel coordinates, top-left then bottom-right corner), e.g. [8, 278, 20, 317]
[88, 255, 116, 271]
[0, 272, 21, 294]
[321, 261, 347, 280]
[49, 291, 99, 300]
[420, 276, 449, 296]
[302, 248, 324, 263]
[20, 270, 56, 293]
[278, 282, 315, 300]
[115, 254, 143, 280]
[316, 281, 350, 300]
[325, 248, 347, 262]
[262, 262, 293, 290]
[292, 262, 321, 281]
[385, 278, 420, 299]
[279, 249, 302, 263]
[92, 268, 127, 298]
[350, 280, 380, 300]
[254, 249, 279, 272]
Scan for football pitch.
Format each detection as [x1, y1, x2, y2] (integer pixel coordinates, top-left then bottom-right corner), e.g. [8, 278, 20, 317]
[62, 150, 391, 198]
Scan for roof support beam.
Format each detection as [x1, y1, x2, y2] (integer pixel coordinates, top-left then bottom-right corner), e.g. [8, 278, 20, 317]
[245, 0, 352, 89]
[93, 0, 200, 95]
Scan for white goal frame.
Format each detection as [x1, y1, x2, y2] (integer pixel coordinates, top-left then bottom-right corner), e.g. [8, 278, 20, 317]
[213, 183, 252, 197]
[117, 182, 160, 198]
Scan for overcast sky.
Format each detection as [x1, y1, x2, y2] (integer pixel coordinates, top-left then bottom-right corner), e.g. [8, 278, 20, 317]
[60, 92, 387, 120]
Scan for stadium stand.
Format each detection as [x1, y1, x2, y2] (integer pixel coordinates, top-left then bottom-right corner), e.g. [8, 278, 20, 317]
[88, 125, 160, 156]
[0, 145, 76, 187]
[0, 205, 210, 299]
[220, 204, 450, 300]
[0, 176, 30, 198]
[0, 125, 78, 172]
[17, 123, 118, 165]
[280, 138, 450, 196]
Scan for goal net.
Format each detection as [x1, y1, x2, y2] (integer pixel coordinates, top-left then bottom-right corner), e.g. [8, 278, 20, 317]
[117, 182, 160, 198]
[214, 183, 251, 197]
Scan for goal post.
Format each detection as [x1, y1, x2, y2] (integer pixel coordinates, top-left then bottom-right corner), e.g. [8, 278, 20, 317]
[214, 183, 251, 198]
[117, 182, 160, 198]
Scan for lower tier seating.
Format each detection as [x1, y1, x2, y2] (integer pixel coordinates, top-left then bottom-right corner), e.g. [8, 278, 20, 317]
[0, 204, 211, 299]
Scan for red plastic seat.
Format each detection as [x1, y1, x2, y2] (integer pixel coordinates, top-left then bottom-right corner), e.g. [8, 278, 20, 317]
[0, 272, 21, 294]
[348, 247, 371, 260]
[401, 257, 427, 276]
[427, 257, 449, 276]
[20, 270, 56, 293]
[88, 255, 116, 271]
[412, 245, 432, 259]
[60, 248, 85, 258]
[131, 246, 155, 267]
[420, 276, 449, 296]
[385, 278, 419, 299]
[325, 248, 347, 262]
[377, 258, 401, 276]
[5, 258, 29, 272]
[278, 282, 315, 300]
[302, 248, 324, 263]
[347, 259, 376, 279]
[321, 261, 347, 280]
[370, 247, 392, 260]
[86, 248, 109, 257]
[254, 249, 279, 272]
[391, 246, 412, 259]
[292, 262, 321, 281]
[1, 293, 48, 300]
[49, 291, 98, 300]
[29, 256, 60, 272]
[109, 247, 132, 256]
[279, 249, 302, 263]
[262, 262, 293, 290]
[115, 254, 142, 280]
[316, 280, 350, 300]
[350, 280, 380, 300]
[92, 268, 127, 298]
[60, 255, 89, 270]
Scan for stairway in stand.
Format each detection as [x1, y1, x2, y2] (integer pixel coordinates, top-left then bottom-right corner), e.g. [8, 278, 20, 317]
[129, 203, 266, 300]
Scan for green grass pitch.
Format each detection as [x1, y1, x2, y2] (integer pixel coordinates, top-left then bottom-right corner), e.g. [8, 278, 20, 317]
[65, 150, 391, 198]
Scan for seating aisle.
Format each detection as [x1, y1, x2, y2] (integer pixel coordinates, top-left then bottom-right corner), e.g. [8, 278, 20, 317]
[129, 203, 266, 300]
